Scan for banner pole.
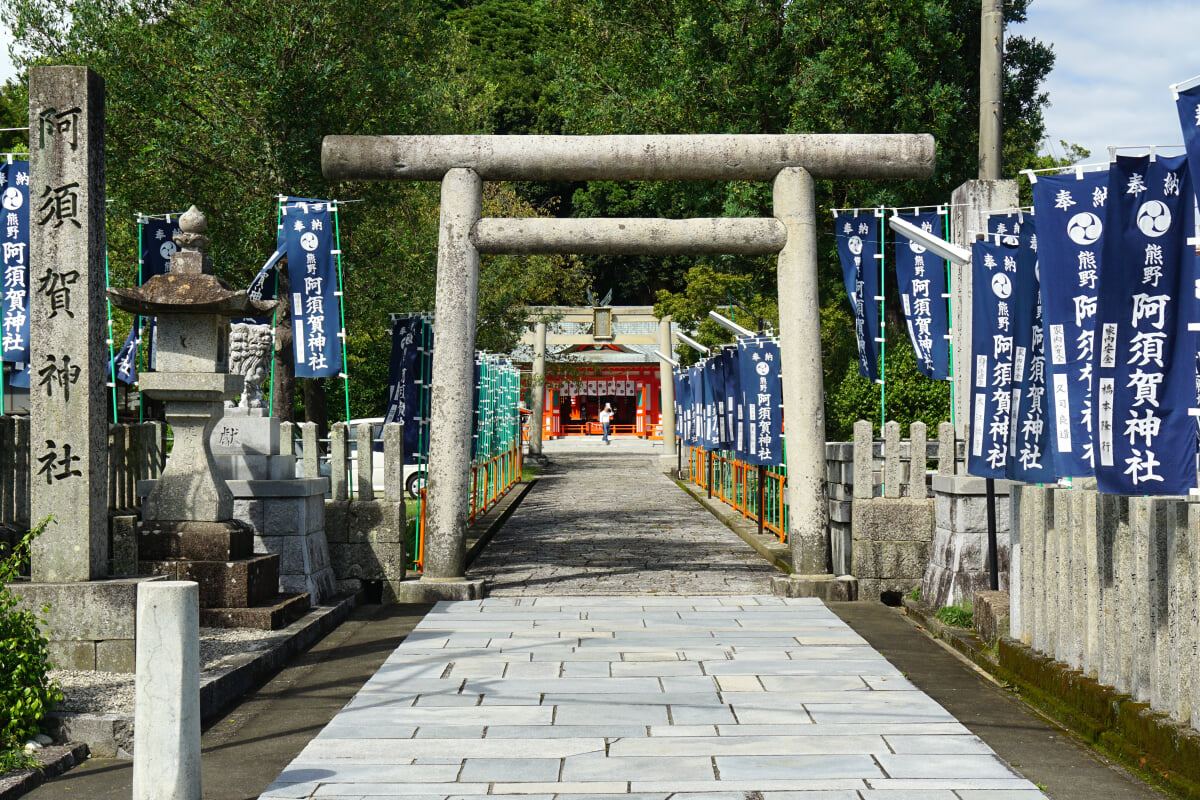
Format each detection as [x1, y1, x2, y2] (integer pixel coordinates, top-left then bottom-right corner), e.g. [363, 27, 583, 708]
[875, 208, 886, 432]
[942, 207, 957, 432]
[267, 200, 283, 415]
[135, 218, 144, 422]
[332, 201, 351, 425]
[104, 253, 118, 424]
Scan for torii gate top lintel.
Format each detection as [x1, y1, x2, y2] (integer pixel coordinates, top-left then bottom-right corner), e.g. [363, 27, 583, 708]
[322, 134, 936, 183]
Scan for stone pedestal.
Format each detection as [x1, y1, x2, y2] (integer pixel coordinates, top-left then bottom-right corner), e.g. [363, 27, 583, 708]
[922, 474, 1010, 607]
[12, 576, 167, 672]
[206, 408, 336, 603]
[393, 576, 486, 602]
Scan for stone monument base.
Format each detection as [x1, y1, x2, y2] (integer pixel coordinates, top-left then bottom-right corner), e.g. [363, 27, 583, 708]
[137, 519, 310, 631]
[12, 576, 168, 672]
[771, 573, 858, 601]
[393, 577, 487, 602]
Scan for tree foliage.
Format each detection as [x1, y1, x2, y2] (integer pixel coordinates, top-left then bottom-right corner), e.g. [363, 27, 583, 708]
[1, 0, 1058, 430]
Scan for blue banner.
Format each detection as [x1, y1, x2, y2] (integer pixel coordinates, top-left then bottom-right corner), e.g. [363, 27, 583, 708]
[737, 337, 783, 467]
[701, 354, 730, 451]
[1175, 83, 1200, 202]
[893, 210, 950, 380]
[835, 213, 881, 382]
[1031, 168, 1109, 477]
[1093, 154, 1198, 495]
[111, 317, 143, 385]
[140, 218, 178, 279]
[8, 360, 29, 389]
[987, 209, 1024, 246]
[1, 161, 30, 364]
[675, 366, 695, 448]
[968, 236, 1019, 479]
[282, 198, 341, 378]
[719, 346, 738, 453]
[1005, 219, 1057, 483]
[384, 316, 426, 464]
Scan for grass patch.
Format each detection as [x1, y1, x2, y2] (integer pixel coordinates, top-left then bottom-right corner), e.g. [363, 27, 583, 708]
[0, 746, 39, 774]
[934, 602, 974, 628]
[907, 586, 920, 601]
[521, 465, 542, 480]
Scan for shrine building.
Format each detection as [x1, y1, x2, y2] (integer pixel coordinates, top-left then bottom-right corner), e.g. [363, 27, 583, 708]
[510, 305, 678, 440]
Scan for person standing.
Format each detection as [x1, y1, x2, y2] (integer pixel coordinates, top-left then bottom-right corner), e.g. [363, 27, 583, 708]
[599, 402, 614, 444]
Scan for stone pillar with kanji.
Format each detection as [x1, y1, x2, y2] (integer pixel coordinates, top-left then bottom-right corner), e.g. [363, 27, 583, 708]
[28, 65, 109, 582]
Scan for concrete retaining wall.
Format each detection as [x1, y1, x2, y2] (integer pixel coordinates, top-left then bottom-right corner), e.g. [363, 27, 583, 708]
[1011, 485, 1199, 732]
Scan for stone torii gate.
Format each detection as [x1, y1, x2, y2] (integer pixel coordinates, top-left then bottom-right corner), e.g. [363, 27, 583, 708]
[322, 134, 935, 600]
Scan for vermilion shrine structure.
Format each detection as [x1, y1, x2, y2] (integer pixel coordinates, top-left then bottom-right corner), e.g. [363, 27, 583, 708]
[322, 134, 936, 601]
[513, 305, 674, 444]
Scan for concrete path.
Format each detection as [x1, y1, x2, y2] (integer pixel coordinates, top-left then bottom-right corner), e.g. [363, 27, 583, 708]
[262, 596, 1045, 799]
[472, 439, 778, 595]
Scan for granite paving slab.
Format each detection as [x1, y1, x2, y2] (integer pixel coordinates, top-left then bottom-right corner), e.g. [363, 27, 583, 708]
[261, 598, 1045, 799]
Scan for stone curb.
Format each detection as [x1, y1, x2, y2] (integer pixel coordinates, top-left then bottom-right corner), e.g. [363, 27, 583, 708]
[0, 743, 88, 800]
[45, 593, 357, 759]
[902, 597, 1200, 799]
[674, 478, 792, 574]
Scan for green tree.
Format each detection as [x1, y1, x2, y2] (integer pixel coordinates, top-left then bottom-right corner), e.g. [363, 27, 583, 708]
[3, 0, 586, 419]
[543, 0, 1054, 431]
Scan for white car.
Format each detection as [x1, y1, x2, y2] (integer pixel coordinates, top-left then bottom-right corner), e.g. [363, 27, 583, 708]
[294, 417, 425, 499]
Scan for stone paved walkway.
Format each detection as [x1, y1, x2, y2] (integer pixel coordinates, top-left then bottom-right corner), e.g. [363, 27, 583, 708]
[262, 596, 1044, 799]
[261, 440, 1044, 799]
[472, 442, 778, 595]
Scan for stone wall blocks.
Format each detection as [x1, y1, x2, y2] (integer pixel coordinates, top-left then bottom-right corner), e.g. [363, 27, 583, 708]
[850, 498, 934, 543]
[851, 540, 931, 580]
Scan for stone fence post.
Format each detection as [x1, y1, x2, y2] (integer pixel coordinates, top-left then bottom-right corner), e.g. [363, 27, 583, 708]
[133, 580, 200, 800]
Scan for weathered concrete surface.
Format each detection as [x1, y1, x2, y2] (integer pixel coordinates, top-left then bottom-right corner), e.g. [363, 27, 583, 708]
[974, 589, 1010, 643]
[12, 576, 166, 672]
[471, 444, 777, 595]
[132, 581, 200, 800]
[774, 167, 830, 582]
[948, 179, 1019, 441]
[473, 217, 788, 254]
[322, 133, 937, 182]
[422, 168, 482, 583]
[529, 320, 546, 456]
[657, 315, 676, 464]
[29, 65, 109, 582]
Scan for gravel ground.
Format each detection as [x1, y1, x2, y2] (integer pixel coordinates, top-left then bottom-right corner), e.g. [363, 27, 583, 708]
[50, 627, 275, 714]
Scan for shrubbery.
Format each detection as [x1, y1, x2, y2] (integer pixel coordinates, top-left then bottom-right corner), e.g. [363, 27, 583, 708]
[0, 520, 62, 761]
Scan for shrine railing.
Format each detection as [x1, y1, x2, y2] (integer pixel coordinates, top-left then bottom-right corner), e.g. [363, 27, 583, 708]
[684, 445, 788, 542]
[412, 440, 523, 572]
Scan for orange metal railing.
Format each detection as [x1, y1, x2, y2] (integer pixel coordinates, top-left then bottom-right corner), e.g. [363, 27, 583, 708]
[560, 422, 637, 436]
[414, 441, 524, 572]
[685, 445, 787, 542]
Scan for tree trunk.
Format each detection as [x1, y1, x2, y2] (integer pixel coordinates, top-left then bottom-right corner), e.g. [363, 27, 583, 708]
[271, 258, 295, 423]
[304, 377, 329, 442]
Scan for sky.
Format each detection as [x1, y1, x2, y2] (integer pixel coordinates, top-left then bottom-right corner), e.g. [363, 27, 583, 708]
[1012, 0, 1200, 164]
[0, 1, 1198, 169]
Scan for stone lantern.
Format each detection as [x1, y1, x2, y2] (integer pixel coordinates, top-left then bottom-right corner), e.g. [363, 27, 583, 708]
[108, 206, 275, 522]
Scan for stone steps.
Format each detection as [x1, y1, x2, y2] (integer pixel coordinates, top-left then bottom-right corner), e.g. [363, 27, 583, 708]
[199, 593, 310, 630]
[139, 554, 280, 608]
[137, 520, 309, 631]
[137, 520, 253, 561]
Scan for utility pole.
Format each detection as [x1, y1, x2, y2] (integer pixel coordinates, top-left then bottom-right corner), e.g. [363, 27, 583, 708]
[979, 0, 1004, 592]
[978, 0, 1004, 181]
